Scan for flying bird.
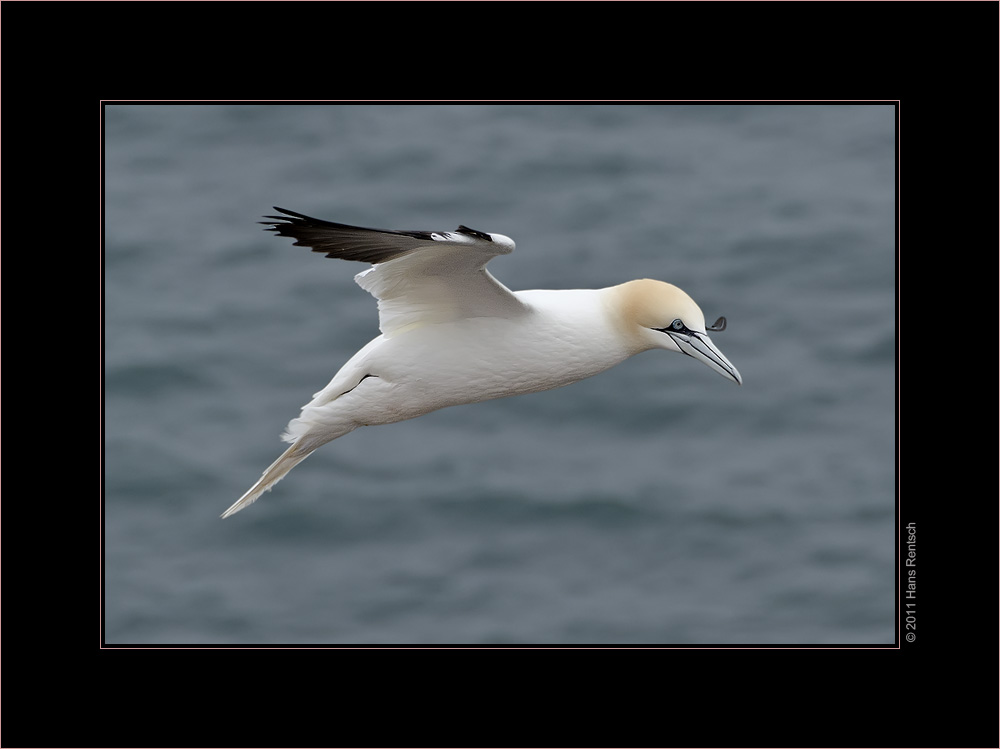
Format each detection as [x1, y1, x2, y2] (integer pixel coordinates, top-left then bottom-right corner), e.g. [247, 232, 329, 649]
[222, 207, 741, 518]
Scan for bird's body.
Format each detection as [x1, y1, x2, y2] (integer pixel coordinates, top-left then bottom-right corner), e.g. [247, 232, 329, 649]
[222, 209, 741, 518]
[294, 288, 629, 432]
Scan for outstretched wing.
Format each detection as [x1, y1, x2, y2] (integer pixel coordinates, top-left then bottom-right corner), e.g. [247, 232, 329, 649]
[262, 207, 527, 336]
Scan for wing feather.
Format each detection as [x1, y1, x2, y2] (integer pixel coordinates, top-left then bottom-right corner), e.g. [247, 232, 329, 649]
[261, 207, 438, 263]
[261, 207, 527, 335]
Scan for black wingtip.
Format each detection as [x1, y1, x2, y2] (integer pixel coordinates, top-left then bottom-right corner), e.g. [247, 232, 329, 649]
[262, 207, 305, 221]
[271, 206, 307, 218]
[260, 207, 333, 233]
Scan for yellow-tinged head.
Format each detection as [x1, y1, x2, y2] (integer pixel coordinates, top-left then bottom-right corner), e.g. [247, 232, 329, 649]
[609, 279, 742, 385]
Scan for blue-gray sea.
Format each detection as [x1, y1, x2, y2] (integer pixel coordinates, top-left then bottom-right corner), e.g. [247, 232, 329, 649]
[104, 103, 896, 645]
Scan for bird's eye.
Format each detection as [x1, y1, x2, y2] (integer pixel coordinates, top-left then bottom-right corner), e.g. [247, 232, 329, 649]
[671, 319, 685, 331]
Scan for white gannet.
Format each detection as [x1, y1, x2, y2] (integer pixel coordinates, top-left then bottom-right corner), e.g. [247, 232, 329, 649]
[222, 207, 741, 518]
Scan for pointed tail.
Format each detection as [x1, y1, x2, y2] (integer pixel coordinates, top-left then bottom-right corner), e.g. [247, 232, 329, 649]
[222, 440, 317, 518]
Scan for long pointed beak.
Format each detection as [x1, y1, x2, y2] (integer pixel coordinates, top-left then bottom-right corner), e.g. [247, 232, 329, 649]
[668, 331, 743, 385]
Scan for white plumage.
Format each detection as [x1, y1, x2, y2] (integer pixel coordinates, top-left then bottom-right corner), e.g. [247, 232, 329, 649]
[222, 208, 741, 518]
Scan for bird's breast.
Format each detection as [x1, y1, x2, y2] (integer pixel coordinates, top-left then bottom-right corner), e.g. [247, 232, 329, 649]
[368, 299, 630, 412]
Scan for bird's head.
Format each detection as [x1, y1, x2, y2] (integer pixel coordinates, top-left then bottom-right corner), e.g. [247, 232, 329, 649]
[611, 278, 742, 385]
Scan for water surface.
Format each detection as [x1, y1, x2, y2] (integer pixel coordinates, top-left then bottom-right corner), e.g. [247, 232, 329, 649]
[104, 103, 896, 644]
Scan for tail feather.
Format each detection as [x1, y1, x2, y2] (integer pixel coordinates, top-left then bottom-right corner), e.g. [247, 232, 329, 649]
[221, 440, 317, 518]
